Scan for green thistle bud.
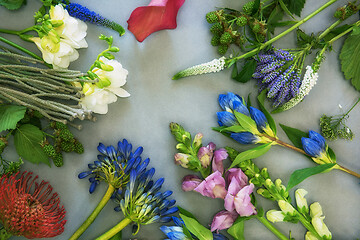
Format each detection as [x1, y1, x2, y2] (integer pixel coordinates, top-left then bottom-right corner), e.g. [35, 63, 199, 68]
[210, 22, 224, 35]
[236, 16, 248, 27]
[42, 144, 57, 158]
[206, 11, 219, 24]
[220, 32, 233, 45]
[74, 139, 84, 154]
[334, 9, 344, 19]
[53, 153, 64, 167]
[243, 1, 255, 15]
[61, 140, 74, 152]
[218, 44, 229, 55]
[211, 35, 221, 46]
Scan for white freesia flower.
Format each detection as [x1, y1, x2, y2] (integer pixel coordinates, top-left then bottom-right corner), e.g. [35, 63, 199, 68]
[32, 37, 79, 69]
[50, 4, 88, 49]
[80, 57, 130, 114]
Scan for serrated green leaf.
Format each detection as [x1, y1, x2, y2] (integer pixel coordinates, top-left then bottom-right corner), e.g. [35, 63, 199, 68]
[14, 124, 49, 165]
[251, 0, 261, 15]
[267, 6, 285, 34]
[0, 0, 26, 10]
[282, 0, 305, 16]
[286, 163, 336, 190]
[179, 213, 213, 240]
[234, 111, 258, 133]
[279, 124, 307, 149]
[278, 0, 295, 19]
[257, 91, 277, 134]
[230, 143, 272, 169]
[340, 32, 360, 91]
[0, 105, 26, 132]
[232, 59, 257, 83]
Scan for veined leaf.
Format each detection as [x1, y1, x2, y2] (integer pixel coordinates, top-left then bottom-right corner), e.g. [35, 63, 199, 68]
[230, 143, 272, 169]
[227, 220, 245, 240]
[232, 59, 257, 83]
[179, 213, 213, 240]
[14, 124, 49, 165]
[222, 125, 246, 133]
[278, 0, 295, 19]
[0, 105, 26, 132]
[267, 6, 285, 34]
[340, 28, 360, 91]
[234, 111, 258, 133]
[279, 123, 307, 149]
[282, 0, 305, 16]
[0, 0, 26, 10]
[286, 163, 336, 190]
[257, 91, 277, 134]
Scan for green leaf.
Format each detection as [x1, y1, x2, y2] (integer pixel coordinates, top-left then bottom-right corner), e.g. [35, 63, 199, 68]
[278, 0, 295, 19]
[272, 20, 298, 27]
[227, 220, 245, 240]
[233, 111, 258, 133]
[282, 0, 305, 16]
[267, 6, 285, 34]
[279, 124, 307, 149]
[286, 163, 336, 190]
[251, 0, 261, 15]
[178, 206, 198, 220]
[14, 124, 49, 165]
[0, 0, 26, 10]
[232, 59, 257, 83]
[109, 231, 122, 240]
[222, 125, 246, 133]
[0, 105, 27, 132]
[257, 91, 277, 134]
[179, 213, 213, 240]
[340, 31, 360, 91]
[230, 143, 272, 169]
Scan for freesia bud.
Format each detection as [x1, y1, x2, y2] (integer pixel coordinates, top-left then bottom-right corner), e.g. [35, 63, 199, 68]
[210, 210, 238, 232]
[82, 83, 95, 96]
[95, 76, 112, 88]
[266, 210, 285, 223]
[278, 200, 296, 215]
[295, 189, 308, 213]
[312, 216, 332, 238]
[174, 153, 190, 168]
[181, 175, 202, 191]
[40, 35, 60, 53]
[100, 64, 114, 71]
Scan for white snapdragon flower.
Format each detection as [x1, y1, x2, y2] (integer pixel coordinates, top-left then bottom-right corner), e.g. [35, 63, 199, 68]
[32, 4, 87, 69]
[80, 57, 130, 114]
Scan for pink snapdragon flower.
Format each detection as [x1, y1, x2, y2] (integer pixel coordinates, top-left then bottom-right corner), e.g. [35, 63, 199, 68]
[194, 171, 227, 199]
[210, 210, 238, 232]
[181, 175, 202, 191]
[127, 0, 185, 42]
[212, 148, 228, 174]
[198, 142, 216, 168]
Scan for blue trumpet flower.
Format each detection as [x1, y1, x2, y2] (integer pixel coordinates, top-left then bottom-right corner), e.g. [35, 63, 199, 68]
[231, 132, 260, 144]
[301, 130, 335, 165]
[78, 139, 143, 193]
[218, 92, 250, 116]
[113, 168, 178, 232]
[249, 106, 268, 130]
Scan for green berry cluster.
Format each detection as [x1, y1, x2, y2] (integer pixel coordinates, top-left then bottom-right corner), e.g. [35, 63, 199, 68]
[334, 2, 358, 20]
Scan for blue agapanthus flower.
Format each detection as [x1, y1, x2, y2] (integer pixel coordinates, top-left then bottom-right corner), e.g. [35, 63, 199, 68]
[78, 139, 143, 193]
[113, 167, 178, 231]
[253, 48, 301, 108]
[65, 3, 125, 36]
[161, 216, 228, 240]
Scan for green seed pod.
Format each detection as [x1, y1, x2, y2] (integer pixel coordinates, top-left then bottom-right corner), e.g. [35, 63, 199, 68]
[236, 16, 248, 27]
[220, 32, 233, 45]
[210, 22, 224, 35]
[218, 44, 229, 55]
[43, 144, 57, 158]
[252, 23, 261, 33]
[74, 139, 84, 154]
[61, 140, 74, 153]
[211, 35, 221, 46]
[53, 153, 64, 167]
[206, 11, 219, 24]
[59, 129, 74, 142]
[243, 1, 255, 15]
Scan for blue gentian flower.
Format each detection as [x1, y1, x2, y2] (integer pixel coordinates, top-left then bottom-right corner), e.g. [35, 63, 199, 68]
[308, 130, 326, 150]
[230, 132, 260, 144]
[78, 139, 143, 193]
[301, 130, 326, 158]
[217, 111, 237, 126]
[218, 92, 250, 116]
[249, 106, 268, 130]
[161, 216, 228, 240]
[113, 168, 178, 231]
[65, 3, 125, 36]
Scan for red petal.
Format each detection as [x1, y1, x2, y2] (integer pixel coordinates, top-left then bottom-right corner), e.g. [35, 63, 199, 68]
[127, 0, 185, 42]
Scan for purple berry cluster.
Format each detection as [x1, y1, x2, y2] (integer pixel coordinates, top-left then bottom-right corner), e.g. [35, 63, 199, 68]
[253, 49, 301, 108]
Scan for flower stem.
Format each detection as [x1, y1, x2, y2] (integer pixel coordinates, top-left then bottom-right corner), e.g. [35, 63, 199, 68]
[95, 218, 133, 240]
[337, 164, 360, 178]
[227, 0, 339, 65]
[327, 20, 360, 45]
[0, 35, 44, 62]
[297, 214, 323, 240]
[69, 184, 115, 240]
[256, 215, 290, 240]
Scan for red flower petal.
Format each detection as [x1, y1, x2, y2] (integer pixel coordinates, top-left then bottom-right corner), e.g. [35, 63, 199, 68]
[127, 0, 185, 42]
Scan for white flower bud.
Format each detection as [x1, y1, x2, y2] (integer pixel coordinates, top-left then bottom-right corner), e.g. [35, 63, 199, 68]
[266, 210, 285, 223]
[305, 231, 318, 240]
[278, 200, 296, 215]
[312, 216, 332, 238]
[310, 202, 323, 218]
[295, 189, 309, 213]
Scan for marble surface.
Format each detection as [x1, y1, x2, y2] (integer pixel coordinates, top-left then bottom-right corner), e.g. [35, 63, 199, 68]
[1, 0, 360, 239]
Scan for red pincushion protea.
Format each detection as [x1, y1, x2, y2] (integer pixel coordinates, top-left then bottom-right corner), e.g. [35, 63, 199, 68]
[0, 172, 66, 238]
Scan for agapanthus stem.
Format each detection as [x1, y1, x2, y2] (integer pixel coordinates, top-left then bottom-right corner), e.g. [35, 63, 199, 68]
[256, 215, 290, 240]
[227, 0, 339, 65]
[69, 184, 115, 240]
[0, 36, 44, 62]
[95, 218, 133, 240]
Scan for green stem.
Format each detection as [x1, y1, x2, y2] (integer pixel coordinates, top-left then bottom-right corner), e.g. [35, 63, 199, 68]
[0, 35, 43, 62]
[337, 164, 360, 178]
[256, 215, 290, 240]
[69, 184, 115, 240]
[327, 20, 360, 44]
[337, 97, 360, 124]
[318, 19, 342, 40]
[95, 218, 133, 240]
[227, 0, 339, 65]
[298, 214, 323, 240]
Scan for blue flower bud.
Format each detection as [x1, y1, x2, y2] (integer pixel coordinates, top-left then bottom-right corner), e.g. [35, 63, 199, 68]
[249, 106, 268, 130]
[301, 137, 324, 157]
[217, 111, 237, 126]
[219, 92, 250, 116]
[308, 130, 326, 150]
[231, 132, 260, 144]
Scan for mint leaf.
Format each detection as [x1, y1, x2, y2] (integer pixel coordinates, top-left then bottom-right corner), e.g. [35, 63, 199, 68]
[14, 124, 49, 165]
[179, 213, 213, 240]
[257, 90, 277, 134]
[232, 59, 257, 83]
[279, 123, 307, 149]
[286, 163, 336, 190]
[282, 0, 305, 16]
[0, 0, 26, 10]
[0, 105, 26, 132]
[340, 31, 360, 91]
[230, 143, 272, 169]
